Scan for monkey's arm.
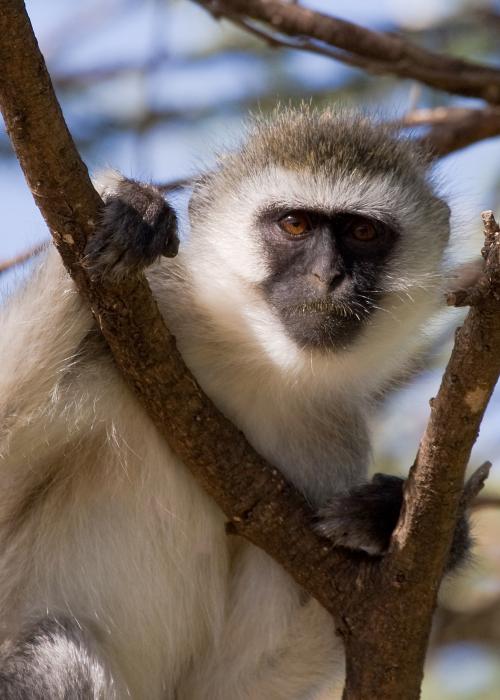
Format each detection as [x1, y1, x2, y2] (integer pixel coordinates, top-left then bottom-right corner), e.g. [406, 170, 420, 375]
[0, 246, 96, 456]
[0, 174, 177, 455]
[0, 176, 178, 698]
[317, 474, 470, 572]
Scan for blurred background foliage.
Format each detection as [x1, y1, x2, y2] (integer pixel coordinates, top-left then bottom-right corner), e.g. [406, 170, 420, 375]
[1, 1, 500, 698]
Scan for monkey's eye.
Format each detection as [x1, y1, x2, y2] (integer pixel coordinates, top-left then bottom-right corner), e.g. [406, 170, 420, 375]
[337, 215, 395, 257]
[349, 221, 377, 242]
[278, 211, 312, 237]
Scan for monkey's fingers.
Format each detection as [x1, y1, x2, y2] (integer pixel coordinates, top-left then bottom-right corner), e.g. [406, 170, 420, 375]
[316, 475, 403, 556]
[84, 172, 179, 281]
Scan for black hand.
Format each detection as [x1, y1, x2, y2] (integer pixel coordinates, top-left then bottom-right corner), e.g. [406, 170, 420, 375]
[317, 473, 470, 571]
[85, 175, 179, 280]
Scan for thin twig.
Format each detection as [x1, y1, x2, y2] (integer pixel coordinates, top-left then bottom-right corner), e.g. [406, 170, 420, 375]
[156, 176, 192, 192]
[434, 595, 500, 648]
[0, 241, 46, 274]
[471, 495, 500, 510]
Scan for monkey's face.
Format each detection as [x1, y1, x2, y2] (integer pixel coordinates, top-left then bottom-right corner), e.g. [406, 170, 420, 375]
[188, 109, 451, 380]
[259, 208, 398, 351]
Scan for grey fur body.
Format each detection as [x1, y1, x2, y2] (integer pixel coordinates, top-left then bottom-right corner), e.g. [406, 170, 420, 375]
[0, 109, 455, 698]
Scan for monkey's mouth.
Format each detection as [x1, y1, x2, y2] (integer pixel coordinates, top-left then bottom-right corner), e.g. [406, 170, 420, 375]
[284, 298, 367, 322]
[276, 295, 376, 351]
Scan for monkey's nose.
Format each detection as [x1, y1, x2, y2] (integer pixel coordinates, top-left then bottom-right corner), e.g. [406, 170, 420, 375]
[311, 270, 344, 290]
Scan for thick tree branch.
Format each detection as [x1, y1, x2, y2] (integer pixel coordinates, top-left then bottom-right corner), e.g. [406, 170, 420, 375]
[338, 208, 500, 696]
[1, 2, 499, 699]
[196, 0, 500, 104]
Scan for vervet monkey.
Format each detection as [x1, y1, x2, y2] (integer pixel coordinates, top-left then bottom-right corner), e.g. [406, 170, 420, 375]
[0, 108, 469, 699]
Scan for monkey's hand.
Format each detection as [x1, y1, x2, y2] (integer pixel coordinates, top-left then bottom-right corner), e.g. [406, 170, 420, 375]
[84, 170, 179, 279]
[316, 474, 470, 572]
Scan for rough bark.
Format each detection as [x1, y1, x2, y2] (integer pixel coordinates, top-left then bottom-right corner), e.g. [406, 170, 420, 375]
[1, 2, 499, 699]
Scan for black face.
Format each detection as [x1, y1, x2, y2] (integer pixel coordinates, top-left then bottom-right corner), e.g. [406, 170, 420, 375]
[259, 207, 399, 351]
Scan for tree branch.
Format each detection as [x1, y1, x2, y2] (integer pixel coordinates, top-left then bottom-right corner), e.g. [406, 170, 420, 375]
[0, 241, 46, 274]
[196, 0, 500, 103]
[400, 106, 500, 157]
[434, 595, 500, 648]
[471, 494, 500, 510]
[1, 2, 499, 699]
